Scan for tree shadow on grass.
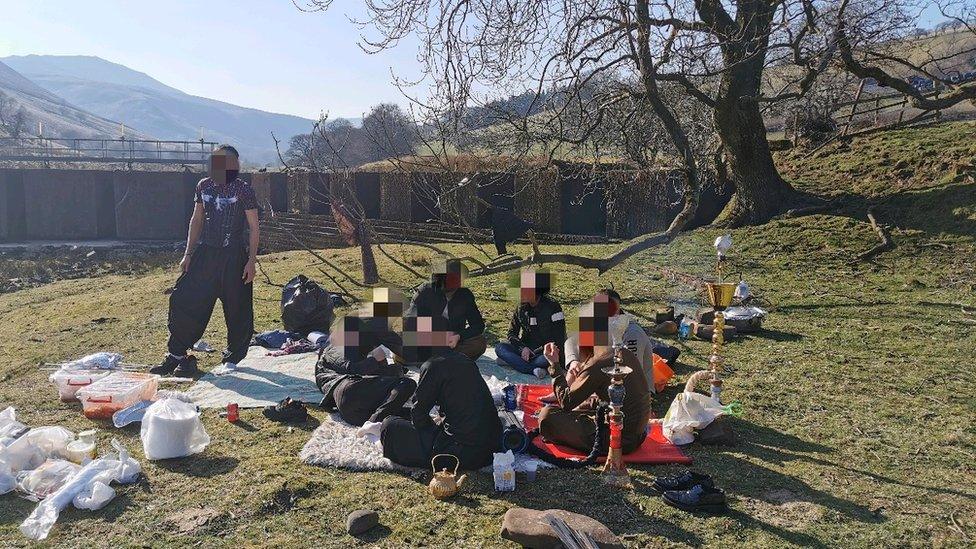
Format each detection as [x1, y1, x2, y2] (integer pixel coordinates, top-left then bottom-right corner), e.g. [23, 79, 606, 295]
[153, 454, 239, 478]
[742, 329, 803, 342]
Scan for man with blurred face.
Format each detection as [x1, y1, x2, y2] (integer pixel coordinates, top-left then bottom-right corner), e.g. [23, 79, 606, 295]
[152, 145, 259, 376]
[406, 258, 487, 360]
[380, 315, 501, 470]
[495, 269, 566, 378]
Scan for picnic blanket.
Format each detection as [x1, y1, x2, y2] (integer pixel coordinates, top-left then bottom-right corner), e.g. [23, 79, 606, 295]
[520, 384, 692, 465]
[185, 346, 538, 409]
[300, 372, 550, 473]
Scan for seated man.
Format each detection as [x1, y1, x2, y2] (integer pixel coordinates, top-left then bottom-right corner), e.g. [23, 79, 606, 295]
[315, 314, 416, 427]
[562, 288, 668, 394]
[380, 315, 501, 470]
[538, 295, 652, 454]
[495, 269, 566, 378]
[406, 258, 487, 360]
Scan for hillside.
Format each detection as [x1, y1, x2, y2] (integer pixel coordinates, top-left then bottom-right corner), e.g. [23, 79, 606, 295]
[0, 122, 974, 546]
[0, 60, 148, 140]
[2, 55, 316, 164]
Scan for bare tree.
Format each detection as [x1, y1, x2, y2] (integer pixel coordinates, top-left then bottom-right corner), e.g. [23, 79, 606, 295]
[0, 91, 30, 139]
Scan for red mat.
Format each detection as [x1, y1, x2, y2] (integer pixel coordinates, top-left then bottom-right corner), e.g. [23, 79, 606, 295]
[519, 384, 692, 465]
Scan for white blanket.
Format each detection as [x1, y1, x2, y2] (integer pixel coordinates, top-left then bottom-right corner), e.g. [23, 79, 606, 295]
[185, 346, 539, 409]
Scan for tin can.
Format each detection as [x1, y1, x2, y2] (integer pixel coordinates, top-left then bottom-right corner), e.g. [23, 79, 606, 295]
[503, 385, 517, 411]
[227, 402, 239, 422]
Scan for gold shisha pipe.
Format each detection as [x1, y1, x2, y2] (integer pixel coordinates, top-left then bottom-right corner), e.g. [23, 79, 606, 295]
[704, 281, 736, 403]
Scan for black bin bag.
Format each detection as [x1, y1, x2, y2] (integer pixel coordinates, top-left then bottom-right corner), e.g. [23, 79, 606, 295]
[281, 275, 334, 336]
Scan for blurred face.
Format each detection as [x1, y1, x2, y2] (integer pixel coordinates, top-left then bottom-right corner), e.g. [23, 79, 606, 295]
[368, 287, 406, 318]
[508, 268, 552, 306]
[402, 316, 452, 362]
[210, 149, 240, 184]
[576, 294, 611, 350]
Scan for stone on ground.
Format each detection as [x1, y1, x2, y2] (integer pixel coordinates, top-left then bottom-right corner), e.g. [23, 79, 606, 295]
[500, 507, 624, 548]
[346, 509, 379, 536]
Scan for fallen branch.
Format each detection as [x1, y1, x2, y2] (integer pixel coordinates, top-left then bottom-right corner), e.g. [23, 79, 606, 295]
[856, 207, 894, 261]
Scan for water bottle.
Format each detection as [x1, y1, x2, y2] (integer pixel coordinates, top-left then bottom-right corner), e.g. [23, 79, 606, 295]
[678, 318, 692, 340]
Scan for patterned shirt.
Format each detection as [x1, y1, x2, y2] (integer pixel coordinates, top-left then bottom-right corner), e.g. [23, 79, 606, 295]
[194, 177, 258, 248]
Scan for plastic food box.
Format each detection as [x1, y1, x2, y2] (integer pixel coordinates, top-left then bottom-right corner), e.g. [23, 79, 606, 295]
[76, 372, 159, 419]
[49, 368, 115, 402]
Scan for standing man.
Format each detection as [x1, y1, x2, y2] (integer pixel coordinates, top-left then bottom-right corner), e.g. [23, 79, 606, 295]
[152, 145, 259, 376]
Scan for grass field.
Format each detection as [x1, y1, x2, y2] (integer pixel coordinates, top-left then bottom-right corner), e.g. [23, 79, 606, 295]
[0, 123, 974, 547]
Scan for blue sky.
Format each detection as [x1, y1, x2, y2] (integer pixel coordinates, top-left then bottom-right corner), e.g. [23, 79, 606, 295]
[0, 0, 422, 120]
[0, 1, 958, 120]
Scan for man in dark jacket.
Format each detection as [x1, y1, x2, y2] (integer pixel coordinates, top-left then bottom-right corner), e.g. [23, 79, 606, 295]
[494, 269, 566, 378]
[406, 259, 487, 360]
[315, 315, 416, 427]
[380, 315, 501, 470]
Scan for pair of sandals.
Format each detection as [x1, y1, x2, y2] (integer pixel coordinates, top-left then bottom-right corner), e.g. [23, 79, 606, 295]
[654, 470, 728, 513]
[262, 397, 308, 423]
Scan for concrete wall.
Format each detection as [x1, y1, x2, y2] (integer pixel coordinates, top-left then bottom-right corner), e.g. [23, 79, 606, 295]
[21, 170, 114, 240]
[0, 170, 27, 241]
[113, 171, 199, 240]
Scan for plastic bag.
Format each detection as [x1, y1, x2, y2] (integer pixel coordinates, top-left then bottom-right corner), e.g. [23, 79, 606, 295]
[281, 275, 334, 335]
[19, 441, 141, 540]
[0, 426, 75, 473]
[0, 462, 15, 495]
[16, 459, 81, 501]
[662, 391, 730, 445]
[140, 398, 210, 460]
[61, 352, 123, 371]
[0, 406, 28, 448]
[72, 481, 115, 511]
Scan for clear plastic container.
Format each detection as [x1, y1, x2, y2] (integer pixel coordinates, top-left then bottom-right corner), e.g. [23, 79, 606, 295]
[76, 372, 158, 420]
[48, 369, 114, 402]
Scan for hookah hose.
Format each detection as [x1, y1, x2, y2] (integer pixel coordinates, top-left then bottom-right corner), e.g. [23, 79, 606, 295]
[522, 404, 610, 468]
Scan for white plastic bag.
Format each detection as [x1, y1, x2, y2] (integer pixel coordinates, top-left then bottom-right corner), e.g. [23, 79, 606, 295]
[0, 407, 28, 448]
[662, 391, 728, 445]
[19, 440, 141, 540]
[140, 398, 210, 460]
[62, 352, 123, 371]
[0, 462, 15, 495]
[0, 426, 75, 473]
[72, 481, 115, 511]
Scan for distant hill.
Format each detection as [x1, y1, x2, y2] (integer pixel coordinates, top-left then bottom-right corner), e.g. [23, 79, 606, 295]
[0, 59, 146, 140]
[2, 55, 317, 164]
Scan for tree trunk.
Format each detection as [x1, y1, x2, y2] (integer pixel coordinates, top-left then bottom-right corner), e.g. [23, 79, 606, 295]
[358, 224, 380, 284]
[713, 96, 800, 227]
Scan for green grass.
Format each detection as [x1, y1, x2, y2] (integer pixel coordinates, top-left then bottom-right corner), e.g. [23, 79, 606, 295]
[1, 123, 975, 547]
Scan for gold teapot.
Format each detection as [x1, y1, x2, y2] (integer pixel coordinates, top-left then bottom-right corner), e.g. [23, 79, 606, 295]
[428, 454, 466, 500]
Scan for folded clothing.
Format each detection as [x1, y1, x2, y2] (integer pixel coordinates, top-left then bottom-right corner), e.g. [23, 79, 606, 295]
[252, 330, 300, 349]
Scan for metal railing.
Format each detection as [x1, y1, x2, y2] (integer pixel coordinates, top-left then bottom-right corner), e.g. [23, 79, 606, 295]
[0, 137, 217, 166]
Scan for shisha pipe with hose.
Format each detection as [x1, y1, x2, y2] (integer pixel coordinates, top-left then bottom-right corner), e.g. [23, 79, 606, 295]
[705, 234, 736, 403]
[600, 314, 634, 488]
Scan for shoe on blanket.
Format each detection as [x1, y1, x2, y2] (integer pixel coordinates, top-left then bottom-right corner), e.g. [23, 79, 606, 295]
[263, 397, 308, 423]
[151, 354, 197, 376]
[653, 470, 713, 493]
[662, 484, 727, 514]
[172, 355, 199, 377]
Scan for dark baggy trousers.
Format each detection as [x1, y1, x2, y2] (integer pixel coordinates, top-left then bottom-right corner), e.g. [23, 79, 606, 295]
[167, 244, 253, 364]
[538, 406, 645, 455]
[454, 334, 487, 361]
[332, 376, 416, 427]
[380, 417, 495, 471]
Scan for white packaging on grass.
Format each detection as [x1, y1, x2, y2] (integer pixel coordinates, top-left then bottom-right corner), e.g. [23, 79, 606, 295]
[661, 391, 728, 445]
[19, 439, 141, 541]
[140, 398, 210, 460]
[493, 450, 516, 492]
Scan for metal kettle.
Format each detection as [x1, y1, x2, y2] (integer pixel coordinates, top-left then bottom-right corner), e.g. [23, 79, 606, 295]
[428, 454, 466, 499]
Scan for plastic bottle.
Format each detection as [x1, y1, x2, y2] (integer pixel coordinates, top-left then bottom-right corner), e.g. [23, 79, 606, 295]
[678, 318, 692, 340]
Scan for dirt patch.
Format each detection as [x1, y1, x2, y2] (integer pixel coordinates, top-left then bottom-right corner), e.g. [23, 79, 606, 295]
[163, 506, 224, 536]
[740, 489, 825, 529]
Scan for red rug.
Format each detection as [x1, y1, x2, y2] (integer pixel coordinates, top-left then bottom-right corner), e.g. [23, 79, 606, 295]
[519, 384, 692, 465]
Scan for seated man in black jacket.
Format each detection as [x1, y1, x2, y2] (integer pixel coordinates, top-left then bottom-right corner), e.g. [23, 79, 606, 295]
[315, 314, 416, 427]
[406, 258, 487, 360]
[494, 269, 566, 378]
[380, 315, 501, 470]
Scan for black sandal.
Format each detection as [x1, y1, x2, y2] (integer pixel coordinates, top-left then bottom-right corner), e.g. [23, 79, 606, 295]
[262, 397, 309, 423]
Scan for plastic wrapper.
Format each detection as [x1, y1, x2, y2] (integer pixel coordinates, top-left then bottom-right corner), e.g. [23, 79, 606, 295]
[0, 426, 75, 474]
[61, 352, 123, 371]
[72, 481, 115, 511]
[140, 398, 210, 460]
[0, 462, 15, 495]
[16, 459, 81, 501]
[492, 451, 516, 492]
[19, 440, 141, 541]
[0, 406, 28, 447]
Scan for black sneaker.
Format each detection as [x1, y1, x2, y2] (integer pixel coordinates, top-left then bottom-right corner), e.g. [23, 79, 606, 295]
[150, 354, 181, 375]
[663, 484, 727, 513]
[263, 397, 308, 423]
[653, 470, 714, 493]
[172, 355, 200, 377]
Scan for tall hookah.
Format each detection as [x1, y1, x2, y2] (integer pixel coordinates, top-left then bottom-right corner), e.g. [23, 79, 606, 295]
[601, 316, 632, 488]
